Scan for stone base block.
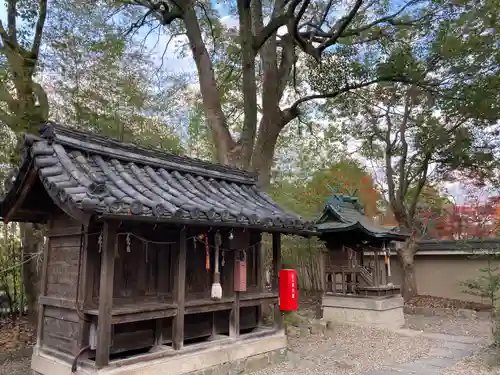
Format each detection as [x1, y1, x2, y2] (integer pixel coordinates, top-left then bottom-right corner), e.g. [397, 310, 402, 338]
[322, 294, 405, 329]
[31, 331, 287, 375]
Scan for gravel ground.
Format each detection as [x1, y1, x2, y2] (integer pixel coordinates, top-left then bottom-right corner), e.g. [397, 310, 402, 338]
[404, 313, 493, 338]
[442, 350, 500, 375]
[0, 357, 31, 375]
[253, 322, 438, 375]
[1, 314, 497, 375]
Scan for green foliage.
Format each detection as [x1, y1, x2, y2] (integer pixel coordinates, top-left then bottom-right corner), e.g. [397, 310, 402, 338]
[43, 0, 184, 153]
[462, 254, 500, 346]
[463, 260, 500, 305]
[0, 223, 24, 317]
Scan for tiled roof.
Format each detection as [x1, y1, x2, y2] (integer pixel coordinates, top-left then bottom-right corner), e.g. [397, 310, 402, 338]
[1, 123, 315, 233]
[417, 239, 500, 252]
[316, 195, 408, 241]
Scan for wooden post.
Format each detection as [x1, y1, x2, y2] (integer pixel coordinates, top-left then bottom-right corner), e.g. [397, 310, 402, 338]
[77, 221, 91, 351]
[374, 250, 380, 287]
[272, 233, 283, 330]
[172, 228, 187, 350]
[254, 232, 265, 326]
[95, 221, 117, 368]
[230, 249, 240, 338]
[36, 219, 52, 346]
[154, 319, 164, 346]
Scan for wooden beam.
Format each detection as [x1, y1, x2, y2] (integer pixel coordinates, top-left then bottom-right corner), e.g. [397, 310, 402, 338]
[77, 220, 91, 350]
[254, 231, 265, 327]
[230, 292, 240, 338]
[36, 219, 52, 346]
[95, 221, 117, 368]
[229, 250, 240, 338]
[272, 233, 283, 330]
[4, 168, 38, 224]
[172, 228, 187, 350]
[154, 319, 164, 346]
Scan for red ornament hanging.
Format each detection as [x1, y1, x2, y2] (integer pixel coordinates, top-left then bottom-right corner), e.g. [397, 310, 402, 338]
[204, 234, 210, 271]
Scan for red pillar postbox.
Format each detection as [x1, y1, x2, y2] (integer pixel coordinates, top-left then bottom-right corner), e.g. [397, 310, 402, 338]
[279, 269, 298, 311]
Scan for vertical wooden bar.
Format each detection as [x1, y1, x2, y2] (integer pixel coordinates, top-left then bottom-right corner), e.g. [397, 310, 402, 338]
[374, 250, 380, 287]
[254, 232, 265, 326]
[272, 232, 283, 330]
[77, 221, 91, 351]
[172, 228, 187, 350]
[210, 312, 217, 340]
[95, 221, 117, 368]
[36, 219, 52, 346]
[85, 225, 99, 308]
[230, 250, 240, 338]
[154, 319, 164, 345]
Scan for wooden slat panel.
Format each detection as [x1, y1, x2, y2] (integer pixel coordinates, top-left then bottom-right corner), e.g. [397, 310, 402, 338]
[240, 306, 258, 331]
[214, 310, 230, 335]
[160, 318, 173, 344]
[43, 306, 79, 323]
[111, 308, 177, 325]
[112, 320, 155, 354]
[45, 235, 81, 299]
[111, 330, 154, 354]
[184, 313, 211, 340]
[42, 316, 79, 354]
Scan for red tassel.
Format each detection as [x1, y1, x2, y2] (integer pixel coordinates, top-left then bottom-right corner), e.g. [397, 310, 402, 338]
[205, 234, 210, 271]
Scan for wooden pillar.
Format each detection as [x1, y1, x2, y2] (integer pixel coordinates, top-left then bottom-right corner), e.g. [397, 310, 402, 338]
[272, 232, 283, 330]
[95, 221, 117, 368]
[230, 249, 240, 338]
[374, 250, 380, 287]
[255, 232, 265, 326]
[172, 228, 187, 350]
[77, 221, 91, 351]
[381, 249, 388, 286]
[36, 219, 52, 346]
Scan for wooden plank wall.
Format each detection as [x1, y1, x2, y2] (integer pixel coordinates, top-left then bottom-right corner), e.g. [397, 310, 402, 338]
[41, 215, 83, 355]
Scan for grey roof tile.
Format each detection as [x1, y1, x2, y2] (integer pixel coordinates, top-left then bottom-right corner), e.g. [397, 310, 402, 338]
[316, 195, 408, 240]
[1, 123, 314, 234]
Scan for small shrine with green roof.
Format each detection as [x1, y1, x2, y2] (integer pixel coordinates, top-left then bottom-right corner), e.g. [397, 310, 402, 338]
[315, 186, 409, 329]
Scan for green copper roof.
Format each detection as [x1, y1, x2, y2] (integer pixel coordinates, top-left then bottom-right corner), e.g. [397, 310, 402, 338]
[315, 195, 408, 241]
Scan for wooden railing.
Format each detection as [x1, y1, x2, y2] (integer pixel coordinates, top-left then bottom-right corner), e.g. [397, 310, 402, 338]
[359, 266, 374, 286]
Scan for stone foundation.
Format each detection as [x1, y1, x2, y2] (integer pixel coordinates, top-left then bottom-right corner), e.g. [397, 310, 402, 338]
[188, 347, 287, 375]
[31, 331, 287, 375]
[322, 294, 405, 329]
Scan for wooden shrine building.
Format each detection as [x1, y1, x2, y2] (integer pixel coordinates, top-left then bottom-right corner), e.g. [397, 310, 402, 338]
[0, 123, 315, 375]
[315, 193, 408, 328]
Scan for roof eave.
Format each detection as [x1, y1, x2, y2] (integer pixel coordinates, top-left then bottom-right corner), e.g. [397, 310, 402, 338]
[52, 125, 258, 184]
[316, 220, 408, 241]
[92, 212, 318, 236]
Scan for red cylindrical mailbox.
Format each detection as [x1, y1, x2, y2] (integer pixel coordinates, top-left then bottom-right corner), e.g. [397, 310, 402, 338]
[279, 269, 298, 311]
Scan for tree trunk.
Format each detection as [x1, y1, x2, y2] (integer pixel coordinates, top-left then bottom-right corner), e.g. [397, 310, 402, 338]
[20, 222, 43, 328]
[182, 6, 235, 165]
[397, 239, 418, 301]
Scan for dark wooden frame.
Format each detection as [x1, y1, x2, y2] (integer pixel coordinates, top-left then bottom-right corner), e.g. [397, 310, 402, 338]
[34, 214, 284, 369]
[323, 245, 400, 298]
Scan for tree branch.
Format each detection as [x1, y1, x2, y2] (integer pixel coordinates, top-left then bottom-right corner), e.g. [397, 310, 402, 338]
[7, 0, 17, 45]
[318, 0, 363, 52]
[283, 75, 414, 121]
[395, 90, 413, 204]
[252, 0, 302, 52]
[341, 0, 422, 38]
[407, 154, 431, 221]
[0, 106, 15, 128]
[277, 35, 295, 100]
[31, 0, 48, 58]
